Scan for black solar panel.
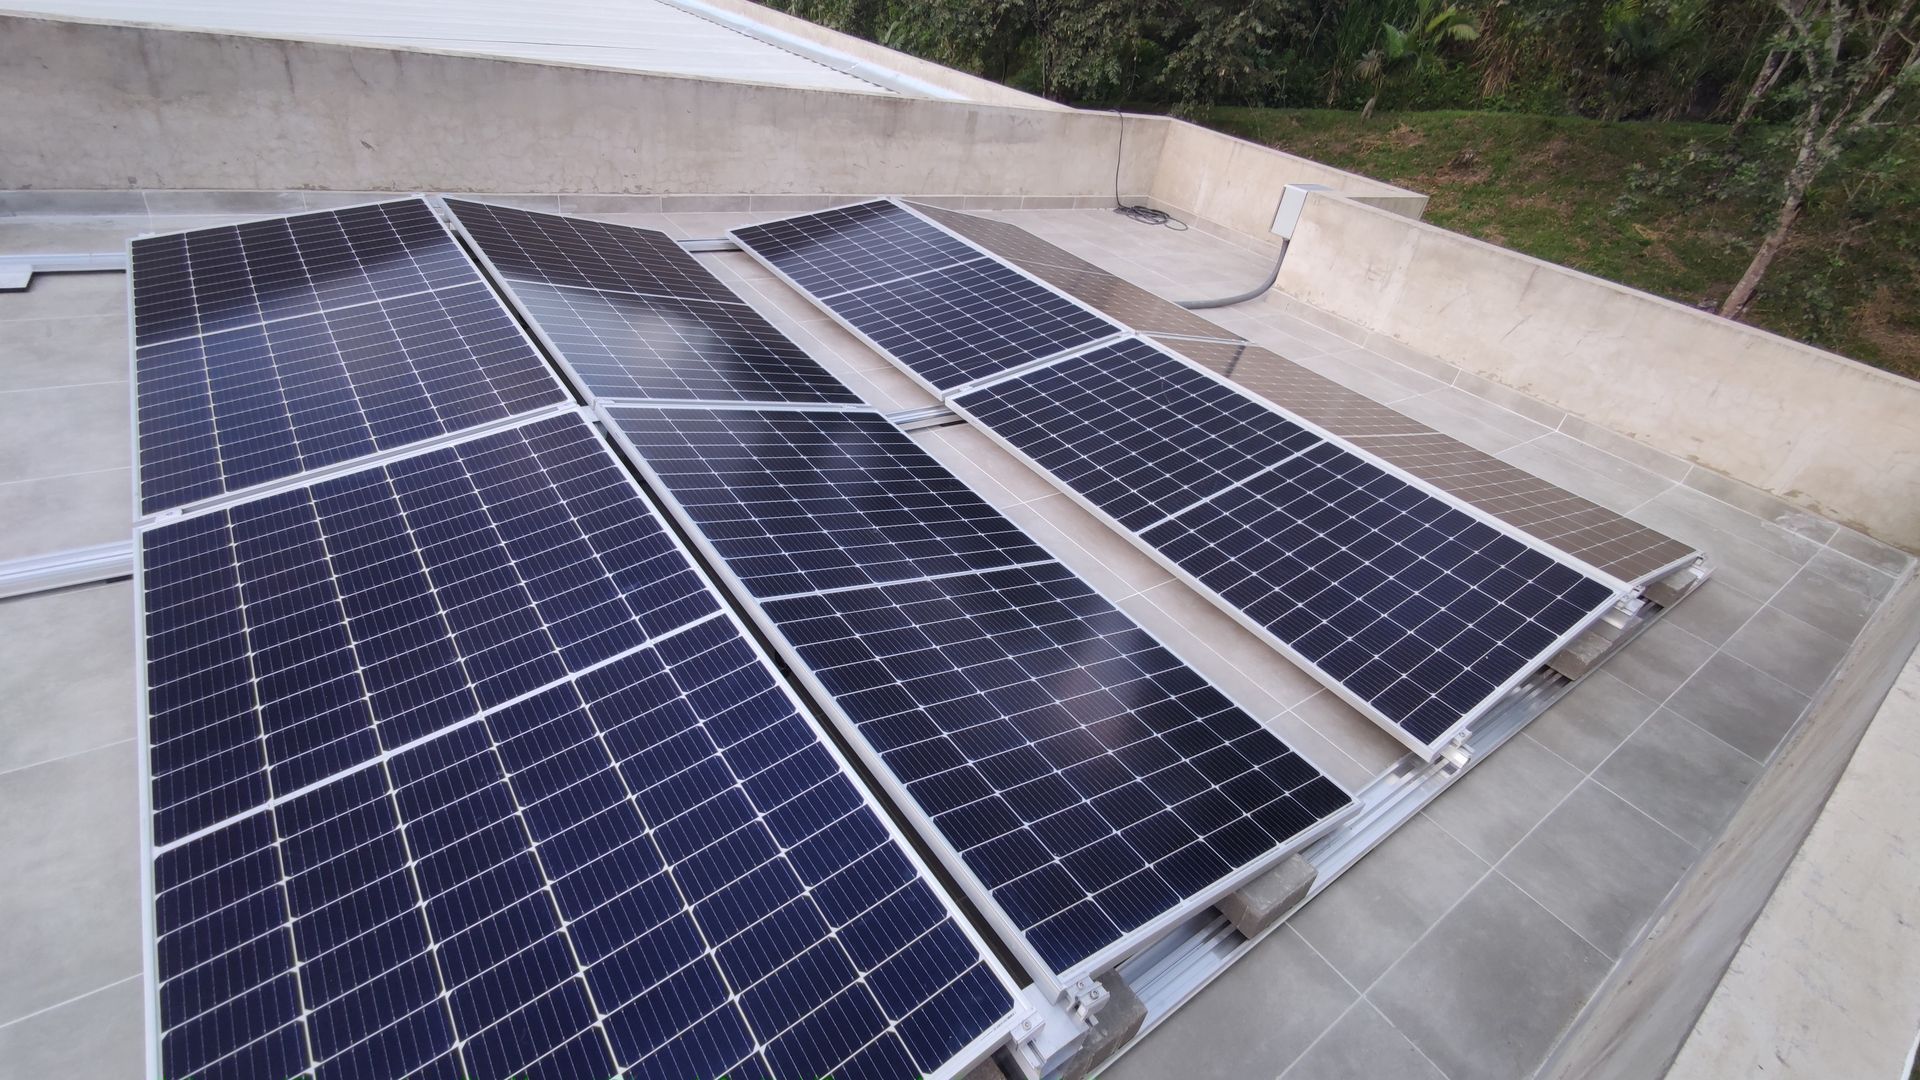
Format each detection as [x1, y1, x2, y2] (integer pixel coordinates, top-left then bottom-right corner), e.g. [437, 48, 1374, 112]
[729, 200, 985, 298]
[141, 414, 1019, 1080]
[730, 202, 1123, 393]
[951, 339, 1623, 754]
[606, 407, 1053, 597]
[602, 405, 1354, 977]
[445, 197, 741, 305]
[130, 199, 568, 515]
[446, 200, 861, 407]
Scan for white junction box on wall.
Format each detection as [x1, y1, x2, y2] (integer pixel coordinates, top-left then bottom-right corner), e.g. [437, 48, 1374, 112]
[1271, 183, 1333, 239]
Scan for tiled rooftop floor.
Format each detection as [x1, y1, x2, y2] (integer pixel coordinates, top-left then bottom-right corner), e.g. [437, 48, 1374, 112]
[0, 201, 1907, 1080]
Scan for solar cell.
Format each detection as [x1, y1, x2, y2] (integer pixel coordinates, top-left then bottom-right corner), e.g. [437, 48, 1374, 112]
[949, 339, 1625, 755]
[730, 201, 1124, 393]
[446, 199, 861, 407]
[130, 199, 569, 515]
[602, 404, 1354, 979]
[140, 413, 1020, 1080]
[1156, 337, 1701, 584]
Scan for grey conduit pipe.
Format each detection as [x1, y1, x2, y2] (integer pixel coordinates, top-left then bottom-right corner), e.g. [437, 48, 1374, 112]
[1176, 239, 1288, 310]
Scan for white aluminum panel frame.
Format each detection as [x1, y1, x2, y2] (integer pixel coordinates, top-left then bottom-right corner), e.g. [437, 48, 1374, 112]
[945, 334, 1636, 761]
[125, 197, 580, 525]
[130, 408, 1032, 1080]
[596, 401, 1360, 1000]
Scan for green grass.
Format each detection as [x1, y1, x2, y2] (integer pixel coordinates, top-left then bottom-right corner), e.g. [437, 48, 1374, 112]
[1202, 107, 1920, 379]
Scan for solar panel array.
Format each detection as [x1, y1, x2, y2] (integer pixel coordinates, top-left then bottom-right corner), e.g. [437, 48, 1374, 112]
[732, 200, 1123, 392]
[141, 415, 1019, 1080]
[949, 339, 1625, 754]
[604, 405, 1353, 976]
[446, 198, 862, 407]
[1153, 338, 1700, 584]
[130, 198, 568, 514]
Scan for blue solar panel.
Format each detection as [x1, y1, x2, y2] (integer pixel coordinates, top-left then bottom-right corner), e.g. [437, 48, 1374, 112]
[728, 200, 984, 299]
[447, 200, 861, 407]
[130, 199, 569, 514]
[141, 414, 1018, 1080]
[602, 404, 1354, 977]
[730, 202, 1122, 393]
[604, 407, 1053, 597]
[951, 339, 1623, 754]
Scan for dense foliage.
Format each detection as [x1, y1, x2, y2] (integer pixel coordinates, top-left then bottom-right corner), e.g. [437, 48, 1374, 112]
[764, 0, 1790, 118]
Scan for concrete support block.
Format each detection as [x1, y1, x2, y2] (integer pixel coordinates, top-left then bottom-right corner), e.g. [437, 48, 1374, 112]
[1548, 619, 1627, 681]
[1052, 976, 1146, 1080]
[1218, 854, 1317, 938]
[1643, 565, 1705, 610]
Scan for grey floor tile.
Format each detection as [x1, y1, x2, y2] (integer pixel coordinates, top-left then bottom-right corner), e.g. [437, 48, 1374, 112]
[1720, 606, 1850, 696]
[1767, 555, 1889, 644]
[0, 975, 144, 1080]
[1499, 780, 1697, 958]
[0, 382, 130, 482]
[1595, 708, 1762, 847]
[1289, 814, 1487, 988]
[1652, 484, 1824, 566]
[1604, 619, 1717, 703]
[1101, 927, 1355, 1080]
[1278, 1001, 1446, 1080]
[1498, 432, 1675, 515]
[1632, 499, 1807, 601]
[0, 272, 126, 321]
[1423, 733, 1585, 864]
[0, 468, 131, 560]
[0, 223, 149, 257]
[0, 742, 142, 1023]
[1286, 690, 1408, 784]
[0, 313, 128, 392]
[1526, 670, 1658, 773]
[1662, 579, 1766, 646]
[1666, 652, 1809, 761]
[1371, 875, 1610, 1080]
[0, 582, 134, 774]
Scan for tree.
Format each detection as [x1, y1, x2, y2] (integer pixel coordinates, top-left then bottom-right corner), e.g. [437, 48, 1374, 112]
[1720, 0, 1920, 319]
[1354, 0, 1482, 118]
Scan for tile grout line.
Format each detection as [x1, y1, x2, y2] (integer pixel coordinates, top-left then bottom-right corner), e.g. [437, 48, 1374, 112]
[0, 972, 141, 1031]
[0, 735, 135, 781]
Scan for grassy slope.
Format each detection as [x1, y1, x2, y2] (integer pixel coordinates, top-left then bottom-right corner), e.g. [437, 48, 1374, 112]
[1203, 108, 1920, 379]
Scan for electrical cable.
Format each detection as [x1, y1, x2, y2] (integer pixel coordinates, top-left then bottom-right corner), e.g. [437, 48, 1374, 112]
[1111, 110, 1188, 230]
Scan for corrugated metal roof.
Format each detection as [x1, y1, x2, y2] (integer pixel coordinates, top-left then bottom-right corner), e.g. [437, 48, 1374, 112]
[1, 0, 900, 95]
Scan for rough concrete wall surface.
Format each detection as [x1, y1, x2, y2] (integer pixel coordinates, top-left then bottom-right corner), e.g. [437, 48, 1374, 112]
[1276, 192, 1920, 551]
[1667, 644, 1920, 1080]
[0, 15, 1163, 196]
[1147, 120, 1428, 234]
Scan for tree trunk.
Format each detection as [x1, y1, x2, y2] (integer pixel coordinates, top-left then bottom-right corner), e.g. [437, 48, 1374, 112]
[1730, 50, 1787, 137]
[1719, 187, 1805, 319]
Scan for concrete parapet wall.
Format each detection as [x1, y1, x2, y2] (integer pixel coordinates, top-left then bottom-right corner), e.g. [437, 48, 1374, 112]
[1147, 120, 1429, 234]
[0, 15, 1164, 197]
[1276, 191, 1920, 550]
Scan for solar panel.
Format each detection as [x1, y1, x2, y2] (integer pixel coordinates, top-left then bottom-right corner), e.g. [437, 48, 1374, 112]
[906, 203, 1243, 342]
[602, 404, 1354, 980]
[729, 200, 985, 298]
[1156, 337, 1701, 584]
[949, 338, 1626, 757]
[446, 199, 861, 407]
[130, 198, 569, 515]
[140, 413, 1021, 1080]
[730, 201, 1123, 393]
